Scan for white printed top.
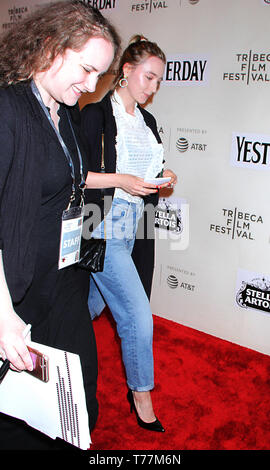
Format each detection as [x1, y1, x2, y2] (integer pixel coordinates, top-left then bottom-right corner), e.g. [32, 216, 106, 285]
[111, 90, 164, 206]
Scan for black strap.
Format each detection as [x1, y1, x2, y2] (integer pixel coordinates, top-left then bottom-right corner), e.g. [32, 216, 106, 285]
[31, 80, 85, 196]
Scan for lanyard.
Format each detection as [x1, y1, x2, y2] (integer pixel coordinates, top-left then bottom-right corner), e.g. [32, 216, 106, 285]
[30, 80, 85, 202]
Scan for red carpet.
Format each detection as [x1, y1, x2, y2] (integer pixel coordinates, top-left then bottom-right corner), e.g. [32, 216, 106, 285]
[90, 308, 270, 451]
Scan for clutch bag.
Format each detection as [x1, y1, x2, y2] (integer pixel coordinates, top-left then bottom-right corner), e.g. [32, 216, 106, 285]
[78, 237, 106, 273]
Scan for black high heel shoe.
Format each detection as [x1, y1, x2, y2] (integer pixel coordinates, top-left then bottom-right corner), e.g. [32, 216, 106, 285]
[127, 389, 165, 432]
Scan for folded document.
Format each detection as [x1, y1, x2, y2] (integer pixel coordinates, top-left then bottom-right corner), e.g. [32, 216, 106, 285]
[0, 340, 91, 450]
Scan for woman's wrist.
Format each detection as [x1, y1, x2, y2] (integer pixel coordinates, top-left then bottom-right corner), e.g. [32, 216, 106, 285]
[114, 173, 125, 189]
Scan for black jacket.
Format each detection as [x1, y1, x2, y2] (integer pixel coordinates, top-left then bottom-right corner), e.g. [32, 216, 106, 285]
[0, 83, 83, 303]
[81, 92, 162, 298]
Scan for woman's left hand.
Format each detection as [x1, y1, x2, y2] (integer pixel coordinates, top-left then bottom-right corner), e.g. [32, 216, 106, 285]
[159, 169, 178, 189]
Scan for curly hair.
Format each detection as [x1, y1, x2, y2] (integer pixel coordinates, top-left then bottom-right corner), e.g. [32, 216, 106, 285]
[115, 34, 166, 85]
[0, 0, 121, 87]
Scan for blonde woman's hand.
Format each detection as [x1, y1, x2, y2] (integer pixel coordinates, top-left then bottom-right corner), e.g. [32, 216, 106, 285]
[161, 169, 178, 188]
[118, 174, 158, 196]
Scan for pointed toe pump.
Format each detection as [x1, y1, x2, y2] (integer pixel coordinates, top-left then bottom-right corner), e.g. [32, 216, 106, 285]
[127, 389, 165, 432]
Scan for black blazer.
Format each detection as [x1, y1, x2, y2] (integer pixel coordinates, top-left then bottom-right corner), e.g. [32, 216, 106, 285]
[81, 92, 163, 298]
[0, 83, 84, 303]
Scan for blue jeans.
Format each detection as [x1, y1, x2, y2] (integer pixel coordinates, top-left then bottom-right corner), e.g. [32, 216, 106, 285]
[88, 198, 154, 391]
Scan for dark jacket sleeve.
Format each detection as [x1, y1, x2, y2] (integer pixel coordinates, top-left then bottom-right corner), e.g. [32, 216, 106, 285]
[0, 91, 15, 249]
[80, 96, 116, 220]
[80, 101, 109, 234]
[81, 103, 105, 173]
[0, 85, 42, 303]
[131, 106, 162, 299]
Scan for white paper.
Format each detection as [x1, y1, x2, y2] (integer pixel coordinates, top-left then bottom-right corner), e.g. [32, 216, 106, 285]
[144, 177, 171, 185]
[0, 340, 91, 450]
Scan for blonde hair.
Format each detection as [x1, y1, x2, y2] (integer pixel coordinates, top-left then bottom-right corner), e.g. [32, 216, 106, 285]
[115, 34, 166, 85]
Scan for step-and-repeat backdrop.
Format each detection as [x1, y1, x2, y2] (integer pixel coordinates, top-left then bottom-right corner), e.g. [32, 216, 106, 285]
[2, 0, 270, 355]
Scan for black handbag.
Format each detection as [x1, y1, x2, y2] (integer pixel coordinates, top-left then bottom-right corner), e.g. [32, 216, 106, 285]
[78, 236, 106, 272]
[78, 133, 106, 273]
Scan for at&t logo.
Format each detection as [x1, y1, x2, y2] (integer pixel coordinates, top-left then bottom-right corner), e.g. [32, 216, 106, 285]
[176, 137, 207, 153]
[167, 275, 178, 289]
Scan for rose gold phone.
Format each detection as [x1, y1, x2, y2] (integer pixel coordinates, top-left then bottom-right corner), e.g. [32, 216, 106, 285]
[27, 346, 49, 382]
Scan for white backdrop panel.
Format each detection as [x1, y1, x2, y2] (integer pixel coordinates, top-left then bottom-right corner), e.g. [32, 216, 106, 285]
[1, 0, 270, 355]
